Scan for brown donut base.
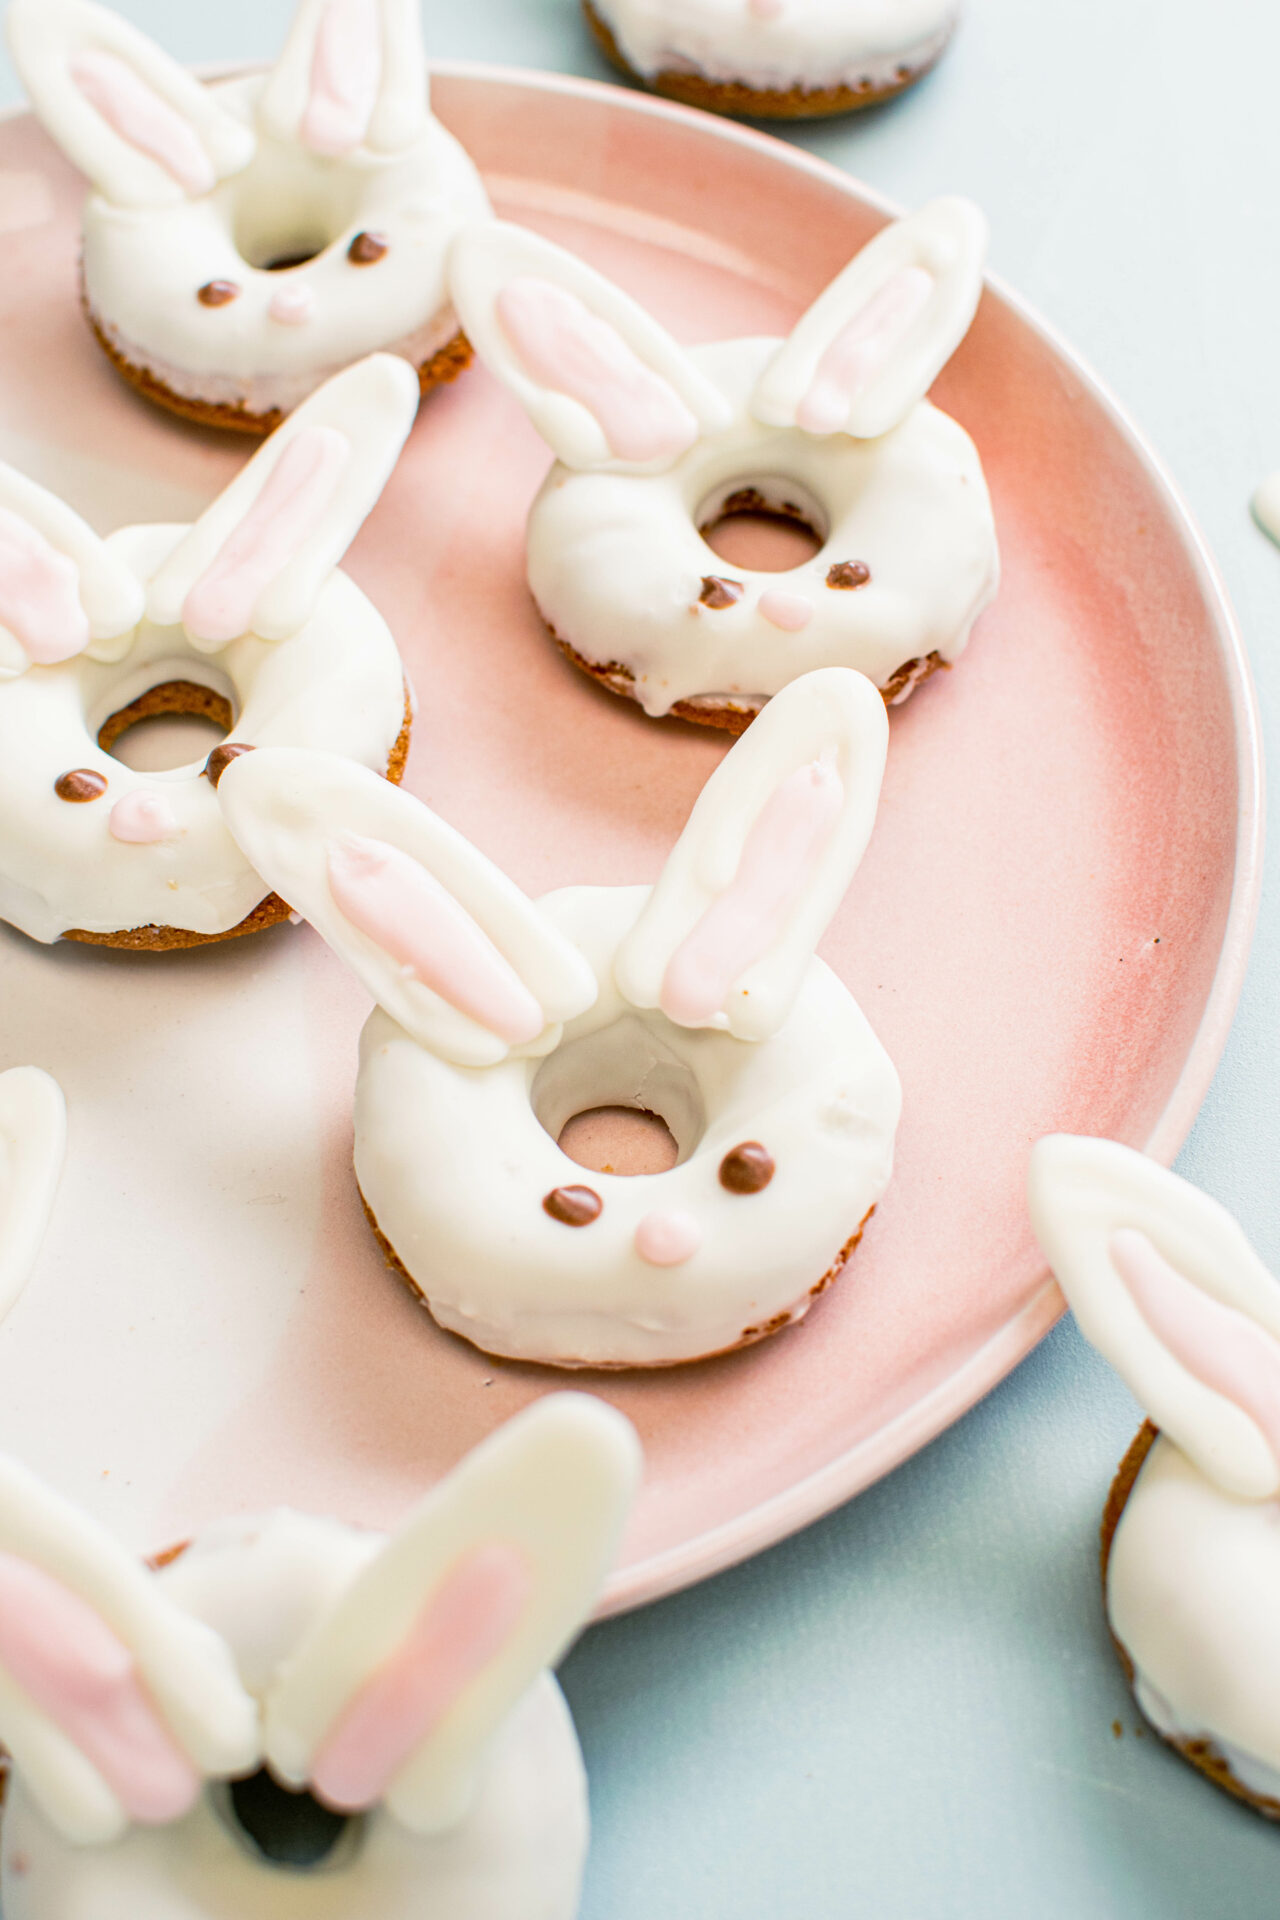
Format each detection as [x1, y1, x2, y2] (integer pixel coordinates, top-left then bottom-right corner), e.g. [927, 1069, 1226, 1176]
[85, 293, 473, 436]
[583, 0, 952, 119]
[60, 680, 413, 951]
[546, 617, 947, 734]
[1102, 1420, 1280, 1820]
[359, 1182, 873, 1369]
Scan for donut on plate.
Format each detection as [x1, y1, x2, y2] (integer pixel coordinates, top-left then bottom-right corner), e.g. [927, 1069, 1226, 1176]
[1029, 1134, 1280, 1818]
[218, 667, 903, 1369]
[584, 0, 961, 119]
[7, 0, 491, 432]
[0, 1395, 640, 1919]
[448, 202, 998, 732]
[0, 353, 417, 951]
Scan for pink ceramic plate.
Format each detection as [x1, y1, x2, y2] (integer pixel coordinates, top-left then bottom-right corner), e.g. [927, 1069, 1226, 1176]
[0, 68, 1260, 1615]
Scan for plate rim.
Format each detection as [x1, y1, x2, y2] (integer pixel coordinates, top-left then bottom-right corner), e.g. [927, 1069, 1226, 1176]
[0, 63, 1261, 1617]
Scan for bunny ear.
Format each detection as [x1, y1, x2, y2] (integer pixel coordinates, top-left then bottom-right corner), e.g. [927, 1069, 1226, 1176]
[6, 0, 255, 210]
[0, 1455, 258, 1846]
[614, 668, 888, 1041]
[1028, 1135, 1280, 1501]
[0, 1068, 66, 1324]
[448, 221, 733, 473]
[217, 747, 598, 1066]
[0, 465, 144, 680]
[263, 1395, 639, 1834]
[258, 0, 429, 158]
[145, 355, 419, 652]
[751, 199, 988, 441]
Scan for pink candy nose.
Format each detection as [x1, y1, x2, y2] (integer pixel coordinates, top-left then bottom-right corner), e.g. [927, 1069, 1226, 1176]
[635, 1212, 702, 1266]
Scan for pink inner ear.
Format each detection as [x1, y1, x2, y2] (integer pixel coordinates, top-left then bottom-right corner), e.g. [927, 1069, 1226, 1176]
[497, 277, 700, 465]
[302, 0, 382, 157]
[797, 265, 934, 435]
[326, 835, 546, 1047]
[660, 758, 844, 1027]
[70, 51, 215, 198]
[1111, 1228, 1280, 1475]
[0, 508, 90, 665]
[0, 1553, 200, 1825]
[310, 1542, 533, 1812]
[181, 425, 349, 646]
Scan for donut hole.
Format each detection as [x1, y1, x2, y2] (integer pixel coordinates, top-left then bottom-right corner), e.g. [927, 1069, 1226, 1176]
[95, 672, 236, 775]
[217, 1769, 364, 1873]
[232, 155, 363, 274]
[532, 1016, 705, 1172]
[698, 476, 827, 573]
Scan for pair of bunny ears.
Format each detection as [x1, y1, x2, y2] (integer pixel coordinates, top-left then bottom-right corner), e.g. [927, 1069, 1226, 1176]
[8, 0, 431, 210]
[0, 1393, 639, 1848]
[1031, 1138, 1280, 1504]
[0, 352, 420, 678]
[448, 198, 988, 474]
[217, 665, 890, 1063]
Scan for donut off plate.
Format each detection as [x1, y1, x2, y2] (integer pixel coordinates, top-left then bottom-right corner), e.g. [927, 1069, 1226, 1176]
[0, 65, 1258, 1616]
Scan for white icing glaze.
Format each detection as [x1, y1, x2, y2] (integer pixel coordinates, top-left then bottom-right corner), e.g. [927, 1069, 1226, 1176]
[0, 467, 143, 681]
[0, 1395, 640, 1918]
[0, 358, 415, 943]
[1028, 1134, 1280, 1799]
[8, 0, 491, 422]
[217, 671, 902, 1368]
[449, 215, 997, 716]
[590, 0, 960, 93]
[0, 1067, 66, 1323]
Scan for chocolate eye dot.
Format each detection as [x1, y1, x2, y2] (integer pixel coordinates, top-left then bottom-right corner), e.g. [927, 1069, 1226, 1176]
[55, 768, 108, 803]
[543, 1185, 603, 1227]
[700, 575, 744, 610]
[348, 231, 389, 266]
[198, 280, 241, 307]
[204, 743, 254, 789]
[719, 1142, 775, 1194]
[827, 560, 871, 590]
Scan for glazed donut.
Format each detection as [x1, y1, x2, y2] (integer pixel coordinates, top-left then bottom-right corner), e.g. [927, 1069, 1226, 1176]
[218, 668, 903, 1369]
[1030, 1135, 1280, 1817]
[449, 203, 998, 731]
[8, 0, 490, 433]
[584, 0, 960, 119]
[0, 1395, 641, 1919]
[0, 354, 417, 950]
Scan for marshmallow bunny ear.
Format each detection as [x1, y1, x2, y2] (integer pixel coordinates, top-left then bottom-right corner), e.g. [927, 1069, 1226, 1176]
[258, 0, 430, 158]
[615, 668, 888, 1041]
[217, 747, 598, 1066]
[1029, 1136, 1280, 1502]
[0, 463, 145, 680]
[751, 199, 988, 441]
[0, 1456, 258, 1846]
[6, 0, 254, 210]
[264, 1395, 640, 1834]
[0, 1068, 66, 1323]
[448, 221, 733, 473]
[146, 355, 419, 653]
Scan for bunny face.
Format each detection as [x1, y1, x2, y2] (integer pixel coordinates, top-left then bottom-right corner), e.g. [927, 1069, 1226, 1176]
[448, 206, 998, 724]
[7, 0, 491, 428]
[218, 668, 902, 1368]
[0, 355, 416, 945]
[1029, 1136, 1280, 1801]
[588, 0, 960, 96]
[0, 1395, 641, 1919]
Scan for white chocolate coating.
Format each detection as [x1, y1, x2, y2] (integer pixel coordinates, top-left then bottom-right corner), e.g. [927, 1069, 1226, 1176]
[9, 0, 491, 421]
[355, 885, 900, 1366]
[590, 0, 960, 95]
[1028, 1135, 1280, 1803]
[0, 1395, 641, 1918]
[217, 670, 901, 1369]
[449, 209, 997, 718]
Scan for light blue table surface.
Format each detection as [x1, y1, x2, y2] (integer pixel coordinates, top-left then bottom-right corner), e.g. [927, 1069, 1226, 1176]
[4, 2, 1280, 1913]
